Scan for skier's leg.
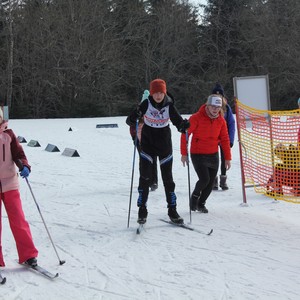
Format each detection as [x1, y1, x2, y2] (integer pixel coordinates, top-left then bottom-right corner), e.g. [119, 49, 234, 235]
[2, 190, 38, 264]
[160, 154, 183, 224]
[0, 197, 5, 266]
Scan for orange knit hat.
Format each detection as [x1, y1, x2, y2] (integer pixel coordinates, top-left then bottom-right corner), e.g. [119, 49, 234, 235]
[150, 79, 167, 95]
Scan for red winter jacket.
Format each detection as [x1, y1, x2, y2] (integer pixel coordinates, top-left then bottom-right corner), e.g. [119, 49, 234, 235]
[0, 123, 31, 193]
[180, 104, 231, 160]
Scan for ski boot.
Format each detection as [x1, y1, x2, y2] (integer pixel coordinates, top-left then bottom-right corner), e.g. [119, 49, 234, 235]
[213, 176, 218, 190]
[25, 257, 38, 267]
[137, 206, 148, 224]
[190, 193, 200, 211]
[168, 207, 184, 224]
[220, 175, 229, 190]
[197, 203, 208, 213]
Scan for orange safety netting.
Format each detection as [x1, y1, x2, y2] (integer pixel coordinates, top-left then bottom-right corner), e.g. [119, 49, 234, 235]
[235, 99, 300, 203]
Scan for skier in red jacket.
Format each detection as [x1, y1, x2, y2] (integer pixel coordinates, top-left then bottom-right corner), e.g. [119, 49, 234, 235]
[180, 94, 232, 213]
[0, 107, 38, 267]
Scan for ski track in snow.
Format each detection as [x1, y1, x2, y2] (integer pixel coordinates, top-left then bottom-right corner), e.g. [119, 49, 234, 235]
[0, 116, 299, 299]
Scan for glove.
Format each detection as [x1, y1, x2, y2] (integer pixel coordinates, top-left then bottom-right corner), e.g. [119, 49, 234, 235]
[20, 166, 30, 178]
[178, 119, 190, 133]
[230, 142, 233, 148]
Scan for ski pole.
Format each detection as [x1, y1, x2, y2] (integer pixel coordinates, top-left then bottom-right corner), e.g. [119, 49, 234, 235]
[25, 177, 65, 265]
[127, 118, 139, 228]
[17, 161, 65, 265]
[185, 131, 192, 224]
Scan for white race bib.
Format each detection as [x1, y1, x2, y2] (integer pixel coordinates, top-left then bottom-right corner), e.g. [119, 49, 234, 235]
[143, 101, 170, 128]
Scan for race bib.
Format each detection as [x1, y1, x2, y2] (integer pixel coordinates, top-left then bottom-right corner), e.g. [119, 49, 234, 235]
[143, 101, 170, 128]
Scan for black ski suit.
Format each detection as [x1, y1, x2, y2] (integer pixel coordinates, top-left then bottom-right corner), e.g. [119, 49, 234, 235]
[126, 94, 184, 208]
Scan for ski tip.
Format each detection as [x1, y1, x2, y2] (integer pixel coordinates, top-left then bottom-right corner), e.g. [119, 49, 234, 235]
[207, 229, 213, 235]
[45, 272, 59, 279]
[46, 272, 59, 279]
[1, 277, 6, 284]
[59, 260, 66, 265]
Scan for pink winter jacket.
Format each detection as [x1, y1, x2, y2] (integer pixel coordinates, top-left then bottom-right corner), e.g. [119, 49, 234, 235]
[0, 122, 31, 193]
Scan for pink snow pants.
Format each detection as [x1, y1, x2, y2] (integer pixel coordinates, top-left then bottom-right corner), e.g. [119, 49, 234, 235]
[0, 189, 38, 266]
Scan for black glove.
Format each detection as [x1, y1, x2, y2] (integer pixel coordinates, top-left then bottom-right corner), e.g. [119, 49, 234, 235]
[178, 119, 190, 133]
[230, 142, 233, 148]
[126, 107, 142, 126]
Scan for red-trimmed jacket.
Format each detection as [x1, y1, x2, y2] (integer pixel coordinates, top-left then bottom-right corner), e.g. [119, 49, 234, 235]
[0, 123, 31, 193]
[180, 104, 231, 160]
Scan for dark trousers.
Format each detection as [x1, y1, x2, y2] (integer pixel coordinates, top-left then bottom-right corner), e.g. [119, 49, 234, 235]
[137, 142, 157, 186]
[149, 156, 158, 185]
[220, 146, 226, 176]
[191, 153, 219, 204]
[137, 152, 175, 207]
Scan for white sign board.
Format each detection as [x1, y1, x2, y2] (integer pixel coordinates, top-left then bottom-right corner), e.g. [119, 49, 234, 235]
[233, 75, 270, 110]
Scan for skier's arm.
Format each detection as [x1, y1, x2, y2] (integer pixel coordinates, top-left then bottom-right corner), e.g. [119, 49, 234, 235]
[126, 101, 148, 126]
[169, 104, 189, 133]
[226, 104, 236, 147]
[7, 129, 31, 171]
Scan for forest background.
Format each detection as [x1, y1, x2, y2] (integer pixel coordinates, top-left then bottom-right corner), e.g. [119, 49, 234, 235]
[0, 0, 299, 119]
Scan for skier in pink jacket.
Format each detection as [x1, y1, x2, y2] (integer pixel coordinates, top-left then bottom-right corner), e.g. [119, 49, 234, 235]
[0, 107, 38, 267]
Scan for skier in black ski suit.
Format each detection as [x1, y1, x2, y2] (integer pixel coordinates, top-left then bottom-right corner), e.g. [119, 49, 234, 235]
[126, 79, 189, 224]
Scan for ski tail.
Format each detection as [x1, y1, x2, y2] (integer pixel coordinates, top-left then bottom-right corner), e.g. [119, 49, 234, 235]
[0, 272, 6, 284]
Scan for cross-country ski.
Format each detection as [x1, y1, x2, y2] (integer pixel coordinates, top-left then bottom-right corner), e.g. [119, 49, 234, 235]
[21, 264, 59, 280]
[159, 219, 213, 235]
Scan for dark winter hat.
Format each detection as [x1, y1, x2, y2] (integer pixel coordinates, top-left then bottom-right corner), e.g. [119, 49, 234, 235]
[212, 83, 224, 96]
[150, 79, 167, 95]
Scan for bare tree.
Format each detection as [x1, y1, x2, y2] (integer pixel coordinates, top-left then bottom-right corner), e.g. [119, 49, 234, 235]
[3, 0, 299, 118]
[251, 0, 300, 109]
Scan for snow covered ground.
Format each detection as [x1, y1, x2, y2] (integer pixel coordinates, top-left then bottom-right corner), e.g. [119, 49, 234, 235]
[1, 116, 300, 300]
